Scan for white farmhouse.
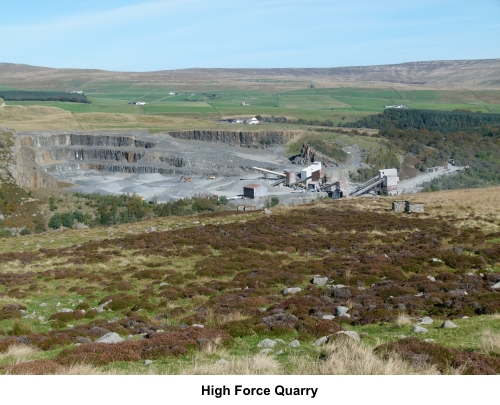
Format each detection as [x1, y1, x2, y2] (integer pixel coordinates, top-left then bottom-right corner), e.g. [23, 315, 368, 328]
[247, 117, 259, 125]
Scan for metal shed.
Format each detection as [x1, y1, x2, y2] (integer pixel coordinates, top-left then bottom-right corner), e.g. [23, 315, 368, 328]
[243, 184, 268, 199]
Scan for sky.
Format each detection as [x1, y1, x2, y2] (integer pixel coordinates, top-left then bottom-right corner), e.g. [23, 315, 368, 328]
[1, 0, 499, 71]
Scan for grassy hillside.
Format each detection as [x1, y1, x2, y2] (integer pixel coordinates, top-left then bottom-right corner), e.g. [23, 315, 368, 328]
[0, 188, 499, 374]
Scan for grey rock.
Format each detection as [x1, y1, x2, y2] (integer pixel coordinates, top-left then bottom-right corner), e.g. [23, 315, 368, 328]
[282, 287, 301, 295]
[462, 316, 469, 319]
[312, 277, 328, 286]
[335, 306, 350, 317]
[192, 221, 200, 224]
[146, 227, 157, 232]
[61, 308, 73, 313]
[96, 332, 124, 343]
[419, 316, 433, 325]
[159, 282, 168, 287]
[39, 303, 47, 307]
[492, 282, 500, 289]
[430, 258, 443, 263]
[275, 339, 286, 345]
[397, 335, 407, 339]
[336, 331, 360, 342]
[192, 324, 204, 328]
[75, 336, 92, 344]
[333, 284, 346, 289]
[441, 320, 458, 329]
[427, 276, 436, 282]
[259, 307, 267, 312]
[275, 350, 284, 355]
[260, 348, 274, 354]
[217, 359, 229, 365]
[143, 360, 154, 366]
[322, 315, 335, 320]
[37, 316, 45, 322]
[76, 223, 89, 229]
[288, 339, 300, 348]
[264, 209, 272, 215]
[413, 326, 428, 333]
[257, 339, 276, 348]
[424, 339, 435, 343]
[312, 336, 329, 346]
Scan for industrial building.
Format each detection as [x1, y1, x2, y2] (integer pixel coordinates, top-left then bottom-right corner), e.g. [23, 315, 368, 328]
[243, 184, 268, 199]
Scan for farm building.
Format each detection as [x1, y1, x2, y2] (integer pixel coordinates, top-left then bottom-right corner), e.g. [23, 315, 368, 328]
[243, 184, 267, 199]
[247, 117, 259, 125]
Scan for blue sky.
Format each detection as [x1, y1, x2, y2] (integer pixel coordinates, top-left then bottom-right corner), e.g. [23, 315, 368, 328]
[1, 0, 499, 71]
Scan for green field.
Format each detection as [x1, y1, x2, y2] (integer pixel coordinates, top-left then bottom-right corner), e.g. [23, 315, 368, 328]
[5, 85, 500, 127]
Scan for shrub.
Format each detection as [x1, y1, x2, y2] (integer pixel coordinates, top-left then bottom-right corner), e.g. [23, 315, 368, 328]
[4, 360, 64, 375]
[10, 320, 33, 336]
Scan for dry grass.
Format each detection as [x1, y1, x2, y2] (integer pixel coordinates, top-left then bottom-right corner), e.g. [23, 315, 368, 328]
[180, 353, 281, 375]
[0, 344, 38, 365]
[480, 329, 500, 356]
[394, 313, 413, 326]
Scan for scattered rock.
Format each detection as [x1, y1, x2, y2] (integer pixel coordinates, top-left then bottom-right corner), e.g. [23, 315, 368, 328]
[282, 287, 301, 295]
[275, 339, 286, 345]
[61, 308, 73, 313]
[492, 282, 500, 289]
[441, 320, 458, 329]
[275, 350, 283, 355]
[159, 282, 168, 287]
[288, 339, 300, 348]
[427, 276, 436, 282]
[76, 223, 89, 229]
[312, 336, 328, 346]
[257, 339, 276, 348]
[335, 306, 350, 317]
[430, 258, 443, 263]
[419, 316, 433, 325]
[192, 324, 204, 328]
[146, 227, 157, 232]
[424, 339, 435, 343]
[336, 331, 360, 342]
[397, 335, 407, 339]
[322, 315, 335, 320]
[413, 326, 428, 333]
[96, 332, 124, 344]
[260, 348, 274, 354]
[312, 277, 328, 286]
[143, 360, 154, 366]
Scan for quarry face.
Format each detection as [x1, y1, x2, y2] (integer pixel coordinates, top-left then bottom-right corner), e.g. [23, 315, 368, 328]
[16, 129, 303, 202]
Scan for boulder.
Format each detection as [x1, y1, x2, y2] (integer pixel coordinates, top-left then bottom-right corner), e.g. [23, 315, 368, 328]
[257, 339, 276, 348]
[427, 276, 436, 282]
[335, 306, 350, 317]
[492, 282, 500, 289]
[413, 326, 428, 333]
[282, 287, 301, 296]
[288, 339, 300, 348]
[312, 336, 328, 346]
[419, 316, 433, 325]
[336, 331, 360, 342]
[312, 277, 328, 286]
[322, 315, 335, 320]
[96, 332, 124, 344]
[441, 320, 458, 329]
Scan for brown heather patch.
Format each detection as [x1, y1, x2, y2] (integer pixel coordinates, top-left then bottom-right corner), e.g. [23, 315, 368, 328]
[4, 359, 64, 375]
[375, 337, 500, 375]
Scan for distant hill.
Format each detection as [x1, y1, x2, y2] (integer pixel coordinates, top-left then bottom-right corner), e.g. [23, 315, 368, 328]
[1, 59, 500, 91]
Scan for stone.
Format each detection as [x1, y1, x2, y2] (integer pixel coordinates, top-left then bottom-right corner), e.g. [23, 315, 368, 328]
[159, 282, 168, 287]
[419, 316, 433, 325]
[430, 258, 443, 263]
[61, 308, 73, 313]
[96, 332, 124, 344]
[413, 326, 428, 333]
[336, 331, 360, 342]
[282, 287, 301, 295]
[492, 282, 500, 289]
[288, 339, 300, 348]
[335, 306, 350, 317]
[260, 348, 273, 354]
[39, 303, 47, 307]
[275, 350, 284, 355]
[322, 315, 335, 320]
[264, 209, 272, 215]
[192, 324, 204, 328]
[217, 359, 228, 365]
[424, 339, 435, 343]
[75, 336, 92, 344]
[441, 320, 458, 329]
[275, 339, 286, 345]
[257, 339, 276, 348]
[143, 360, 154, 366]
[312, 336, 328, 346]
[146, 227, 157, 232]
[397, 335, 407, 339]
[427, 276, 436, 282]
[76, 223, 89, 229]
[312, 277, 328, 286]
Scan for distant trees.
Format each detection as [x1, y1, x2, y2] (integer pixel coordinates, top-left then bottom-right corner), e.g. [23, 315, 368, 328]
[0, 90, 90, 104]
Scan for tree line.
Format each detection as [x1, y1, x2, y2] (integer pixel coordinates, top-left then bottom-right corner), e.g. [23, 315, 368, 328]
[0, 90, 90, 104]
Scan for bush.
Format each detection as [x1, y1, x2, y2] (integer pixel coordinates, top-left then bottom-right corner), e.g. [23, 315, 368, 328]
[20, 227, 31, 236]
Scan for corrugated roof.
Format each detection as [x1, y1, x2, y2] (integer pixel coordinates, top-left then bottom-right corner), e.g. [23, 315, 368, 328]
[244, 184, 261, 189]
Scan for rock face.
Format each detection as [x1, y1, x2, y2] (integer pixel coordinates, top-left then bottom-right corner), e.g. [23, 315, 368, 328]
[167, 130, 298, 149]
[291, 142, 339, 166]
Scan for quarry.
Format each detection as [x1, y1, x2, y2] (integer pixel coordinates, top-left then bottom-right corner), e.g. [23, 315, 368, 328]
[5, 127, 462, 205]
